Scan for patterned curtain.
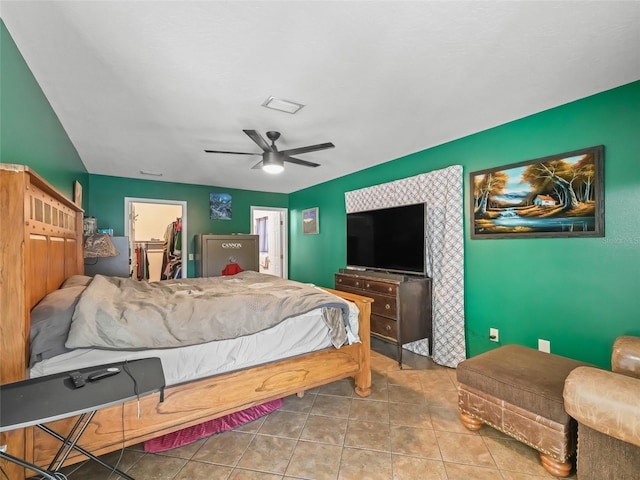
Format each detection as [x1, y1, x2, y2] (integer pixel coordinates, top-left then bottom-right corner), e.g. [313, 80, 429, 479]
[344, 165, 465, 367]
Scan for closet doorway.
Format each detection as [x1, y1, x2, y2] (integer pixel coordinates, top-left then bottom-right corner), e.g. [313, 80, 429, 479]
[124, 198, 188, 281]
[251, 206, 288, 279]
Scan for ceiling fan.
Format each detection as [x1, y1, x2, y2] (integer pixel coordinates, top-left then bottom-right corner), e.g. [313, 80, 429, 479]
[205, 130, 334, 174]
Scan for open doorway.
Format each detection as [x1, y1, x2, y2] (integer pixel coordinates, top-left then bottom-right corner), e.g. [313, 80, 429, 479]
[124, 198, 188, 281]
[251, 206, 288, 279]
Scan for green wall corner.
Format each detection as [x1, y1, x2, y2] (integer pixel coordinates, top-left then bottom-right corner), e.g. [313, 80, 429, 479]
[0, 20, 87, 203]
[87, 174, 288, 278]
[289, 81, 640, 368]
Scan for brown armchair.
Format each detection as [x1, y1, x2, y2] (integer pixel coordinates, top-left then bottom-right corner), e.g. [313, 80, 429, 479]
[563, 336, 640, 480]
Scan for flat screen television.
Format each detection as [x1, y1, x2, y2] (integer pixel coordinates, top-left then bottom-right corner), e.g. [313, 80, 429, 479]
[346, 203, 426, 276]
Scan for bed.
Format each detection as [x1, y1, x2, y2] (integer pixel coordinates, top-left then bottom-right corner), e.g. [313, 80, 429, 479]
[0, 164, 372, 480]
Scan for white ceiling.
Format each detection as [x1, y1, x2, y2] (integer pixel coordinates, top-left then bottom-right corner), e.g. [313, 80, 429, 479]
[2, 1, 639, 194]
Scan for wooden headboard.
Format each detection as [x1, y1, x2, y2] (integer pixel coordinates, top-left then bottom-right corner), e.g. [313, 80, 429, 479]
[0, 164, 84, 479]
[0, 164, 84, 385]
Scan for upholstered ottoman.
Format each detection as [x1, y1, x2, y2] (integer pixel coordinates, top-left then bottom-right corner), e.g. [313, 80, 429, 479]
[457, 345, 592, 477]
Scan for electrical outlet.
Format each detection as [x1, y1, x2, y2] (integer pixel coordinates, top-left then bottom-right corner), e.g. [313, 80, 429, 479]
[538, 339, 551, 353]
[489, 328, 499, 342]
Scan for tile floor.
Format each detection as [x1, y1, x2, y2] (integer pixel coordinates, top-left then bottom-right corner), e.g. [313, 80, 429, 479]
[52, 340, 577, 480]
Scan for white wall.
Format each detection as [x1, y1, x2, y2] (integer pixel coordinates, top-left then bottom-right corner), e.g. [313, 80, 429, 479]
[133, 203, 182, 241]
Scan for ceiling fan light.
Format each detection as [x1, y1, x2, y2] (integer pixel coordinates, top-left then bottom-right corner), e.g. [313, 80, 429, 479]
[263, 163, 284, 174]
[262, 151, 285, 174]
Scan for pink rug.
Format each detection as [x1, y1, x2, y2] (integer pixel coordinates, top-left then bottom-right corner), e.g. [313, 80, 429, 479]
[144, 398, 283, 453]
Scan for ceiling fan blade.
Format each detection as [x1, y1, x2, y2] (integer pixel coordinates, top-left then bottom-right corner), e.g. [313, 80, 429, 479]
[243, 129, 273, 152]
[284, 155, 320, 168]
[251, 160, 264, 170]
[204, 149, 258, 155]
[280, 142, 334, 156]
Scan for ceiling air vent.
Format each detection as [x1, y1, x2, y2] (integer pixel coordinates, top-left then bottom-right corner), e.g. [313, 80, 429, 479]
[261, 96, 304, 114]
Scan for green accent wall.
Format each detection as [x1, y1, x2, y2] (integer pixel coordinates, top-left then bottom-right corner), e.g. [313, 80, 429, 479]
[289, 81, 640, 368]
[87, 174, 288, 278]
[0, 20, 87, 202]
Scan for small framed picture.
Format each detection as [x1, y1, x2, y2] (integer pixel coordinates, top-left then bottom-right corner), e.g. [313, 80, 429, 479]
[210, 193, 232, 220]
[302, 207, 319, 235]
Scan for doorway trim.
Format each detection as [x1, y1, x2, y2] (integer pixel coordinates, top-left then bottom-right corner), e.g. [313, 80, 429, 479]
[124, 197, 188, 279]
[250, 206, 288, 279]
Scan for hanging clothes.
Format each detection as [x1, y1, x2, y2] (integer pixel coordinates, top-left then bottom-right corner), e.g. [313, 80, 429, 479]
[161, 218, 182, 280]
[174, 217, 182, 254]
[135, 243, 150, 280]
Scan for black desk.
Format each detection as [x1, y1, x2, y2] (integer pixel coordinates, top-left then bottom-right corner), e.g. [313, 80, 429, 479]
[0, 358, 165, 480]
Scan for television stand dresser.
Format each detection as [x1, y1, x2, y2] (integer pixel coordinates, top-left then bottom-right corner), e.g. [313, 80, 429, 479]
[335, 269, 432, 367]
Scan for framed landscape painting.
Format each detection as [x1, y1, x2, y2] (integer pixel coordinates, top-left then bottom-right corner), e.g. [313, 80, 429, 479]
[470, 145, 604, 239]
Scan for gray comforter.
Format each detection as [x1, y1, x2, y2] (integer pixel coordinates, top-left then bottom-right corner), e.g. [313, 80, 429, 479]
[65, 271, 349, 350]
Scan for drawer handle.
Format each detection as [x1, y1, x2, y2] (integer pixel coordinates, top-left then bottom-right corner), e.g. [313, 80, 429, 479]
[385, 325, 392, 332]
[355, 281, 360, 287]
[385, 304, 391, 310]
[338, 278, 342, 283]
[366, 283, 370, 288]
[388, 287, 392, 292]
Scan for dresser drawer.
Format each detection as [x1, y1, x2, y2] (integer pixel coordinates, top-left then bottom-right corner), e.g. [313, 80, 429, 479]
[335, 274, 365, 290]
[368, 292, 398, 319]
[335, 271, 433, 365]
[371, 314, 398, 341]
[362, 279, 397, 296]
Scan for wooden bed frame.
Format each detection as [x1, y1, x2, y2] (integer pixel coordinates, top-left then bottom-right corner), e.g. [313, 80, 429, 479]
[0, 164, 372, 480]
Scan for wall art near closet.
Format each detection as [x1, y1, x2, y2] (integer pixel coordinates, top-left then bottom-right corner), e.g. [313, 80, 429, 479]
[470, 145, 604, 239]
[302, 207, 319, 235]
[210, 193, 232, 220]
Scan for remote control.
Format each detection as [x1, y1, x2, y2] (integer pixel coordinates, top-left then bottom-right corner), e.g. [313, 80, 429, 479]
[87, 367, 120, 382]
[69, 371, 85, 388]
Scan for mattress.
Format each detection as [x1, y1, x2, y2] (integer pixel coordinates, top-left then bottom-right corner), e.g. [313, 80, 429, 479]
[30, 309, 336, 387]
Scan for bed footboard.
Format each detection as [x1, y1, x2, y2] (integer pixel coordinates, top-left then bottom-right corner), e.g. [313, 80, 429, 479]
[326, 287, 372, 397]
